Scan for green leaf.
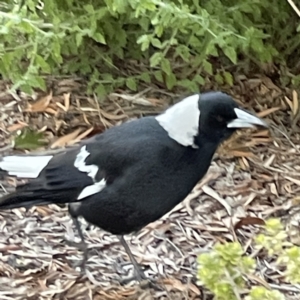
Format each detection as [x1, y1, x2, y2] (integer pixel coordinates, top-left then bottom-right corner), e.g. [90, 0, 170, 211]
[215, 73, 224, 85]
[161, 58, 172, 75]
[223, 71, 233, 86]
[80, 28, 93, 37]
[102, 73, 113, 81]
[169, 38, 178, 46]
[165, 73, 176, 89]
[232, 11, 244, 24]
[95, 84, 107, 97]
[151, 15, 159, 26]
[142, 2, 156, 11]
[175, 45, 190, 62]
[202, 60, 213, 75]
[150, 52, 163, 67]
[151, 38, 162, 49]
[76, 33, 83, 47]
[194, 74, 205, 85]
[240, 3, 252, 13]
[137, 34, 149, 44]
[19, 21, 34, 34]
[0, 24, 9, 34]
[27, 76, 46, 90]
[84, 4, 94, 14]
[140, 72, 151, 83]
[139, 18, 150, 31]
[205, 42, 218, 57]
[52, 39, 62, 63]
[223, 46, 237, 64]
[154, 70, 163, 83]
[112, 0, 127, 13]
[126, 77, 137, 91]
[95, 7, 108, 19]
[247, 287, 285, 300]
[1, 53, 13, 71]
[178, 79, 198, 92]
[14, 128, 48, 150]
[137, 34, 150, 51]
[189, 35, 200, 48]
[93, 32, 106, 44]
[36, 55, 51, 73]
[154, 25, 164, 37]
[20, 84, 33, 95]
[250, 37, 264, 54]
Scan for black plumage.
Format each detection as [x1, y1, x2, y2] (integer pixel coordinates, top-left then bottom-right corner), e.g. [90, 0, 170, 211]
[0, 91, 268, 282]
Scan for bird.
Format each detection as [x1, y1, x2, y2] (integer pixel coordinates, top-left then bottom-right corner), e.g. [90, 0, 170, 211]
[0, 91, 268, 282]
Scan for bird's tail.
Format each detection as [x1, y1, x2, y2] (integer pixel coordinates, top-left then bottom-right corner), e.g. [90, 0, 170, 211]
[0, 190, 53, 210]
[0, 154, 53, 179]
[0, 154, 62, 209]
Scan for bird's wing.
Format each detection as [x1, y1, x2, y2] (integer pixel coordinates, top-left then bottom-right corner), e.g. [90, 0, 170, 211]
[0, 140, 119, 209]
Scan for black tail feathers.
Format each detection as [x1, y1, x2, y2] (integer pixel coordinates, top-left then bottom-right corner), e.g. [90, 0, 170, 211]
[0, 187, 79, 210]
[0, 191, 52, 210]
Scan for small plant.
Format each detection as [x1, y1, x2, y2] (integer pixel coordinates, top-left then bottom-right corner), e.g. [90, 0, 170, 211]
[197, 218, 300, 299]
[197, 242, 255, 300]
[256, 218, 300, 284]
[245, 287, 285, 300]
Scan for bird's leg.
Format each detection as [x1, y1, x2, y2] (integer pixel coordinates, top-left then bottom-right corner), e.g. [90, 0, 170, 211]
[72, 216, 88, 272]
[118, 235, 148, 282]
[66, 204, 89, 272]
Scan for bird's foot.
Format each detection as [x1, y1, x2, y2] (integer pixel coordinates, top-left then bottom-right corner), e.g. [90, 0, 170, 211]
[119, 276, 155, 289]
[64, 239, 88, 274]
[119, 268, 147, 284]
[118, 268, 162, 290]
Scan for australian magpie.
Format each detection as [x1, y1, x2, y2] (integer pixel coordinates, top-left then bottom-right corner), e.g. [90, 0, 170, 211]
[0, 91, 268, 282]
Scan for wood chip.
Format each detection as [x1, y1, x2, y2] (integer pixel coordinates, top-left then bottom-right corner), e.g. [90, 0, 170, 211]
[202, 185, 232, 215]
[50, 128, 82, 148]
[25, 92, 53, 113]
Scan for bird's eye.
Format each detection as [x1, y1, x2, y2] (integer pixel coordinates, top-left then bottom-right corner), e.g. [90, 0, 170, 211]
[216, 115, 224, 122]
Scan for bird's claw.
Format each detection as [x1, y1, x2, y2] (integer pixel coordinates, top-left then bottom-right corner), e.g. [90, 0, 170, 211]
[64, 239, 88, 274]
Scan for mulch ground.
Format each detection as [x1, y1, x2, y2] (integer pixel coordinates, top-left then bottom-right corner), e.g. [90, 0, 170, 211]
[0, 76, 300, 299]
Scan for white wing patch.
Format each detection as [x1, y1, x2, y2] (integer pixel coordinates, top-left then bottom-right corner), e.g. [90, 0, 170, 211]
[77, 178, 106, 200]
[0, 155, 53, 178]
[74, 145, 98, 178]
[155, 94, 200, 148]
[74, 146, 106, 200]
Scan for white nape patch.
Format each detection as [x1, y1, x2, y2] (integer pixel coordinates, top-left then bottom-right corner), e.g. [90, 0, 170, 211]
[0, 155, 53, 178]
[155, 94, 200, 148]
[74, 146, 106, 200]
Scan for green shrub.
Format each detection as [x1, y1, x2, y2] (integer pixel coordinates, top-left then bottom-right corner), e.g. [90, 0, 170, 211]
[0, 0, 299, 95]
[256, 218, 300, 284]
[197, 242, 255, 300]
[245, 287, 285, 300]
[197, 218, 300, 300]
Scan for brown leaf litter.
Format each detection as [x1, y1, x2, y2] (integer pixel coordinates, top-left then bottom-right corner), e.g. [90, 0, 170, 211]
[0, 77, 300, 299]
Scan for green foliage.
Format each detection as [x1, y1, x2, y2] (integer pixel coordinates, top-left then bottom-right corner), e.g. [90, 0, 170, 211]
[255, 218, 288, 256]
[197, 242, 255, 300]
[245, 287, 285, 300]
[14, 128, 47, 150]
[198, 218, 300, 299]
[0, 0, 299, 95]
[256, 218, 300, 284]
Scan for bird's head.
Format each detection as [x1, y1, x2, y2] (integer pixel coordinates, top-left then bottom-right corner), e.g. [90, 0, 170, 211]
[156, 91, 268, 148]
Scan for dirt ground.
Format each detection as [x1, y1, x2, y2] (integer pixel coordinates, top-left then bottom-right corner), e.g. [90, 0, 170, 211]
[0, 76, 300, 299]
